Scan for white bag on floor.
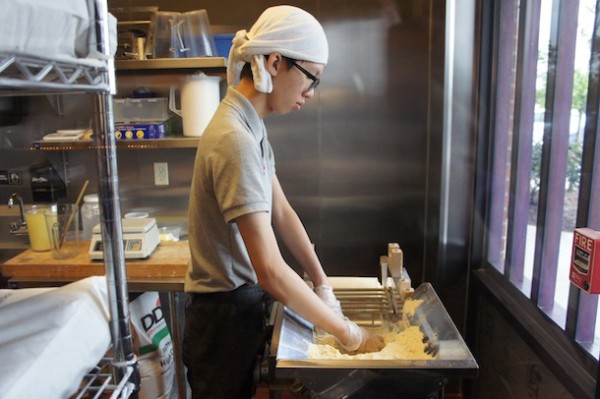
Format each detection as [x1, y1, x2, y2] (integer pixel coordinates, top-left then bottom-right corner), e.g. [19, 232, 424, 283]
[130, 292, 175, 399]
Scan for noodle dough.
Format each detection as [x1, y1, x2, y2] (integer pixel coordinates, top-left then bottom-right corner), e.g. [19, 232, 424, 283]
[307, 299, 432, 360]
[307, 325, 434, 360]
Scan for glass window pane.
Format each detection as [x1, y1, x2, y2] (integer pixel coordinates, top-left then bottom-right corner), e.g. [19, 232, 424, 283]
[532, 0, 581, 329]
[512, 0, 553, 297]
[487, 0, 520, 274]
[555, 2, 592, 331]
[523, 1, 552, 298]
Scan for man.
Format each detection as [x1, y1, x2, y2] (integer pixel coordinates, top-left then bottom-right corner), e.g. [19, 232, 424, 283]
[183, 6, 384, 398]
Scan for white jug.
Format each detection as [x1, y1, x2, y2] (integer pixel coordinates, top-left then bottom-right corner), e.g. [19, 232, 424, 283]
[169, 73, 220, 137]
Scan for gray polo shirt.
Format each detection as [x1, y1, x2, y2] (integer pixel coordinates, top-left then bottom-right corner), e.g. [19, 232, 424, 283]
[185, 86, 276, 293]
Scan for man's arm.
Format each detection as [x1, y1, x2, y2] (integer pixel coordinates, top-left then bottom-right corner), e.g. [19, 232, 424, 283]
[235, 179, 385, 353]
[270, 174, 329, 286]
[235, 210, 348, 340]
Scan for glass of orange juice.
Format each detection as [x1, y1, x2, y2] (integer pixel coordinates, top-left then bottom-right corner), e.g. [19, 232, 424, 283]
[25, 205, 51, 251]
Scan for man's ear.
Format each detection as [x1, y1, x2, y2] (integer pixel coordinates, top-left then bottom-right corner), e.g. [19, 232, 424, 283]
[265, 53, 284, 76]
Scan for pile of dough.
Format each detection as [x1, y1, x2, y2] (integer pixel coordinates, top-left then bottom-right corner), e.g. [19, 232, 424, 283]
[307, 298, 434, 360]
[308, 325, 434, 360]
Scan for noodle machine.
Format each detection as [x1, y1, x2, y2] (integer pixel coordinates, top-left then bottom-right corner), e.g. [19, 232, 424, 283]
[260, 245, 478, 398]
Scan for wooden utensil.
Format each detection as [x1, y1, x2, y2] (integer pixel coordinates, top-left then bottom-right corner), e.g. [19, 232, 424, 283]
[59, 180, 89, 247]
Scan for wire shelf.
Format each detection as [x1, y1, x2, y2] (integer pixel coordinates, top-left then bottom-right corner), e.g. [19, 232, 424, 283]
[70, 357, 136, 399]
[0, 51, 110, 94]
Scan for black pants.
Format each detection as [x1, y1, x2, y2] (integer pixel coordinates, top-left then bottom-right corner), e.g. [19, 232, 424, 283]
[182, 284, 272, 399]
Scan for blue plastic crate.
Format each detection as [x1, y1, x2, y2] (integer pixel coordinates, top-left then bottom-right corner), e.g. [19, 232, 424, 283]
[214, 34, 234, 60]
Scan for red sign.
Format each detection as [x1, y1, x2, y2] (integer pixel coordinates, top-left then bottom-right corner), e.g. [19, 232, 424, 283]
[570, 228, 600, 293]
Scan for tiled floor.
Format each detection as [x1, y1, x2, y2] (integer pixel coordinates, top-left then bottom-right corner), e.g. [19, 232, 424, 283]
[253, 384, 463, 398]
[253, 384, 293, 398]
[253, 384, 269, 398]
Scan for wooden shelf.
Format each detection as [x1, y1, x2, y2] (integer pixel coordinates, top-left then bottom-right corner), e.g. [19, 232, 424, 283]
[31, 136, 200, 150]
[115, 57, 226, 71]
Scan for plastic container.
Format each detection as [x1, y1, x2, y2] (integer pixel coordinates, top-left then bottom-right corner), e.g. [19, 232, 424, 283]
[81, 194, 100, 241]
[113, 98, 169, 123]
[147, 10, 216, 59]
[148, 11, 186, 58]
[159, 226, 181, 242]
[214, 34, 234, 60]
[115, 120, 170, 140]
[125, 211, 150, 219]
[180, 10, 217, 57]
[169, 73, 220, 137]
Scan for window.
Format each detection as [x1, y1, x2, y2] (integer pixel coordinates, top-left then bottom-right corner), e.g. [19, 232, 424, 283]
[484, 0, 600, 357]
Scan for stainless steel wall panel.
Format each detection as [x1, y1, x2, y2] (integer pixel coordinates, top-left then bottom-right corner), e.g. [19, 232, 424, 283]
[0, 1, 478, 332]
[0, 0, 441, 282]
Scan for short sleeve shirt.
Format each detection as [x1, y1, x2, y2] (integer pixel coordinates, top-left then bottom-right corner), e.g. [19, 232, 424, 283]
[185, 86, 276, 293]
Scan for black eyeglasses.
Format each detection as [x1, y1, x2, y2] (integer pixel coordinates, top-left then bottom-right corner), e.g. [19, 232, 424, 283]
[284, 57, 320, 92]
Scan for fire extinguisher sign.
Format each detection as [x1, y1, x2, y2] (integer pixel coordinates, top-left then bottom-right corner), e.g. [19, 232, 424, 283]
[570, 228, 600, 293]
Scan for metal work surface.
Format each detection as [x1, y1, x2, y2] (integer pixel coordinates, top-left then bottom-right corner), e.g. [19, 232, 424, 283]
[268, 283, 478, 398]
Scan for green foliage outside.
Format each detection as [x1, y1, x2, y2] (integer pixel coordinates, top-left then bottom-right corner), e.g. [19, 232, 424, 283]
[531, 66, 587, 203]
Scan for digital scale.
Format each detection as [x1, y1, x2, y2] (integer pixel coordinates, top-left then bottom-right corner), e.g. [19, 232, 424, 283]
[88, 218, 160, 260]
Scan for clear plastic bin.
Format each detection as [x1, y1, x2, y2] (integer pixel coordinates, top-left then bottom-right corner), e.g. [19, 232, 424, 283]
[159, 226, 181, 242]
[113, 98, 169, 123]
[214, 34, 234, 60]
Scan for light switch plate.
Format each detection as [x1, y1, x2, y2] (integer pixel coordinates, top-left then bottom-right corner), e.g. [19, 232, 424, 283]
[154, 162, 169, 186]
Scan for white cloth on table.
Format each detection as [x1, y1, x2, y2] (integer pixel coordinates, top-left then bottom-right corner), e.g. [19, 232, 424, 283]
[0, 276, 111, 399]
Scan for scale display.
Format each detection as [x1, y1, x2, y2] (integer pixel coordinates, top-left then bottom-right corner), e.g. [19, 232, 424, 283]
[92, 239, 143, 253]
[88, 218, 160, 260]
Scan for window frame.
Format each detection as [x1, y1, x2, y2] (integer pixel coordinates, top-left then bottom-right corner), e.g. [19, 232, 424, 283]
[473, 0, 600, 396]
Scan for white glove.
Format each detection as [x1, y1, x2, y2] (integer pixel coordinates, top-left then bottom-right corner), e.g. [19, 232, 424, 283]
[338, 319, 386, 353]
[314, 284, 344, 319]
[339, 319, 363, 352]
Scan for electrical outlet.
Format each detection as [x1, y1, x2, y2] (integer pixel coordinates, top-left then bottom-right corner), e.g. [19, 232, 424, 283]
[154, 162, 169, 186]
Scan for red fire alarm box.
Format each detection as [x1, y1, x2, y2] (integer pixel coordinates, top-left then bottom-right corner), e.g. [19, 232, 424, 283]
[570, 228, 600, 293]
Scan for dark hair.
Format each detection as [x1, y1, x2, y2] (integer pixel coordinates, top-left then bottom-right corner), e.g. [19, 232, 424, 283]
[239, 55, 295, 81]
[240, 62, 253, 80]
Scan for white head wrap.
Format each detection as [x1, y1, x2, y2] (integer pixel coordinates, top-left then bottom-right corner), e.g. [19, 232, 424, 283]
[227, 5, 329, 93]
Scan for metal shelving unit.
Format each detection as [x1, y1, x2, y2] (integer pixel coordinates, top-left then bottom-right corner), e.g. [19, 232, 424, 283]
[0, 1, 138, 397]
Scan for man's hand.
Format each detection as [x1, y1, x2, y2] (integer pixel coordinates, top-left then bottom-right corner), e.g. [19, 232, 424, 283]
[314, 285, 344, 319]
[338, 319, 385, 354]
